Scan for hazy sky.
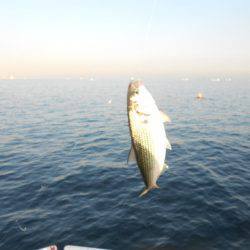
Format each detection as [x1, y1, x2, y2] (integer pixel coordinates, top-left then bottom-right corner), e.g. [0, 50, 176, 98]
[0, 0, 249, 77]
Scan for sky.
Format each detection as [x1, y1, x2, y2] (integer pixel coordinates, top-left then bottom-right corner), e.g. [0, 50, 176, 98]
[0, 0, 250, 78]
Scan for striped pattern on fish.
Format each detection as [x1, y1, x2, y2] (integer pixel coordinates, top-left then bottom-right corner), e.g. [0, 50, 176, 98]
[127, 80, 171, 196]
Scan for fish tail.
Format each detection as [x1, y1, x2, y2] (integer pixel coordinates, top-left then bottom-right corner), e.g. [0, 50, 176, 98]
[139, 184, 160, 197]
[139, 188, 150, 197]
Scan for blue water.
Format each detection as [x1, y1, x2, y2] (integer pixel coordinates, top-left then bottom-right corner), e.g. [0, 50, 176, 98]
[0, 79, 249, 250]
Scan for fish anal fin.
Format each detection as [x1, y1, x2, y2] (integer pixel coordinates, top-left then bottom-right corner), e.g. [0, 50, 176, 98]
[160, 110, 171, 123]
[160, 163, 169, 175]
[127, 145, 136, 164]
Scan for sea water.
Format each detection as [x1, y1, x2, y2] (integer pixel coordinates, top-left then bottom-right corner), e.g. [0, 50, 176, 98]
[0, 78, 249, 249]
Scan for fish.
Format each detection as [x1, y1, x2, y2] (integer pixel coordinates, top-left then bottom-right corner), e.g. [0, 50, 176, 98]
[127, 80, 171, 196]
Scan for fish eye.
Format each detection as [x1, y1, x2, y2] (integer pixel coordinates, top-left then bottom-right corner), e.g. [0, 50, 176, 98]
[135, 90, 139, 94]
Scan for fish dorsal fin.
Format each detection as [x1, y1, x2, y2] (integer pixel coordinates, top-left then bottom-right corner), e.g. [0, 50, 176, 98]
[165, 137, 172, 150]
[127, 145, 136, 164]
[159, 110, 171, 123]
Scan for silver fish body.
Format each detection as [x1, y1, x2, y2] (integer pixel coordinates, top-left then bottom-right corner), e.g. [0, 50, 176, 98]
[127, 80, 171, 196]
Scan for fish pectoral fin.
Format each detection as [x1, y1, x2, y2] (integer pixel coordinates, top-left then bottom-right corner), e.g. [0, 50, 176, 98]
[127, 145, 136, 164]
[160, 110, 171, 123]
[165, 137, 172, 150]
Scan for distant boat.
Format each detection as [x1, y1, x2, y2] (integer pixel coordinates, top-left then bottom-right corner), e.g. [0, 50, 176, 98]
[196, 92, 204, 99]
[210, 78, 221, 82]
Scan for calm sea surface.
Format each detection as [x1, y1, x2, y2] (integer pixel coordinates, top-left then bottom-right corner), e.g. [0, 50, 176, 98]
[0, 79, 249, 250]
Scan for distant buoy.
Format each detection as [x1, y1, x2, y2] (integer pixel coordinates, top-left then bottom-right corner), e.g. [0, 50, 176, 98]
[196, 92, 204, 99]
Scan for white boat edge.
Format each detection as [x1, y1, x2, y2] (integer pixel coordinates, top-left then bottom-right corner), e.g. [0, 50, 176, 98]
[64, 246, 109, 250]
[38, 246, 57, 250]
[37, 245, 109, 250]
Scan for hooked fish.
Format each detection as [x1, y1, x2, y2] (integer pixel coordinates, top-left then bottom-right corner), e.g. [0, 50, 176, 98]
[127, 80, 171, 196]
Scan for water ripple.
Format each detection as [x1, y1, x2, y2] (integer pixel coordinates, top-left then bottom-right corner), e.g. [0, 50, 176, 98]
[0, 79, 249, 249]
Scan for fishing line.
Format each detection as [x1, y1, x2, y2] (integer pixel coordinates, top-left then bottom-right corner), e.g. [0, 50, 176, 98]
[139, 0, 158, 76]
[144, 0, 158, 50]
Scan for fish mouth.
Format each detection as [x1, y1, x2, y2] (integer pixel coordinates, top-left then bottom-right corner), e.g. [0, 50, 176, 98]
[128, 80, 143, 90]
[127, 80, 143, 108]
[128, 80, 143, 97]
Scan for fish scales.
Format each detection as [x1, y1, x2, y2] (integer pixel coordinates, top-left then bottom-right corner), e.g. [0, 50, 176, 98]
[132, 123, 156, 187]
[129, 111, 160, 187]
